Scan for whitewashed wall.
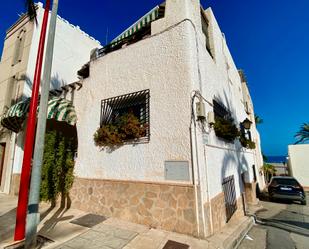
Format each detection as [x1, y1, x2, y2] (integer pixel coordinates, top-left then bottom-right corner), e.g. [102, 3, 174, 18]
[74, 21, 194, 183]
[24, 2, 100, 97]
[12, 2, 100, 174]
[288, 144, 309, 188]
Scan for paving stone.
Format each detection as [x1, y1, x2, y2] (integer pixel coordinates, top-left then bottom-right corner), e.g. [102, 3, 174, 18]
[70, 213, 106, 228]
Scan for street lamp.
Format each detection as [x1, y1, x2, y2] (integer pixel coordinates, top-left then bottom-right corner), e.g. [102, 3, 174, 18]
[242, 118, 252, 130]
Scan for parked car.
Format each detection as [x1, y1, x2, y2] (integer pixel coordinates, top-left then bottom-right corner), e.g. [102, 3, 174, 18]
[268, 176, 307, 205]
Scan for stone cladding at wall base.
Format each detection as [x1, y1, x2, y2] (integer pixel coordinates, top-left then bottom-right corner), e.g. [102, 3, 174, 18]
[204, 192, 245, 236]
[244, 182, 258, 204]
[70, 178, 198, 236]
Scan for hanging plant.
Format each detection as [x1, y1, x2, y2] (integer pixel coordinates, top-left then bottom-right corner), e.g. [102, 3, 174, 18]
[239, 135, 256, 149]
[213, 117, 240, 142]
[94, 112, 147, 148]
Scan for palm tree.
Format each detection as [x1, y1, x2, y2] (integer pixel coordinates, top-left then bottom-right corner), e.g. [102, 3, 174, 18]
[295, 123, 309, 144]
[25, 0, 37, 21]
[261, 163, 276, 183]
[255, 115, 263, 125]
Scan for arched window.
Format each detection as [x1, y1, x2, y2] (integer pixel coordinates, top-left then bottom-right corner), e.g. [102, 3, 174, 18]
[12, 29, 26, 66]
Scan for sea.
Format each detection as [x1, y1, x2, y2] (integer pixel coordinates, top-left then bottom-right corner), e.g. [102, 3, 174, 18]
[266, 156, 287, 163]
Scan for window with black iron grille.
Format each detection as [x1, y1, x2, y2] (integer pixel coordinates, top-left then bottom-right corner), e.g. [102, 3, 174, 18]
[212, 99, 239, 142]
[222, 175, 237, 222]
[213, 99, 231, 120]
[100, 89, 150, 143]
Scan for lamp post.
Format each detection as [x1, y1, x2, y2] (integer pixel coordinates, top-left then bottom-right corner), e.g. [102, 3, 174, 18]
[14, 0, 51, 241]
[242, 118, 252, 130]
[25, 0, 59, 247]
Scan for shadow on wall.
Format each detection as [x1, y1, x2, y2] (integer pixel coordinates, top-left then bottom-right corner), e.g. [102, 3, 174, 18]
[17, 73, 67, 101]
[215, 91, 249, 195]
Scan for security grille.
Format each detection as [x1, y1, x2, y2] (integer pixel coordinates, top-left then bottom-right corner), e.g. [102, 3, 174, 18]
[222, 175, 237, 222]
[100, 89, 150, 142]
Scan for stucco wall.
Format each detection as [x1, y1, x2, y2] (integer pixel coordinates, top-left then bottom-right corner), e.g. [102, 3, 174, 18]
[24, 3, 100, 97]
[74, 21, 193, 183]
[10, 3, 100, 176]
[183, 7, 261, 203]
[288, 144, 309, 188]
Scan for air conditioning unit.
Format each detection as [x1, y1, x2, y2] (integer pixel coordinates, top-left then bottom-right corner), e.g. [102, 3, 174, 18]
[196, 102, 206, 121]
[207, 111, 215, 125]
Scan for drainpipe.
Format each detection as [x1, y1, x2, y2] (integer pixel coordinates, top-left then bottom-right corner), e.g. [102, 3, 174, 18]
[190, 93, 206, 238]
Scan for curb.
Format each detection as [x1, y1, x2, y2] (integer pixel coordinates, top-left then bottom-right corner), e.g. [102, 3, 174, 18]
[208, 216, 255, 249]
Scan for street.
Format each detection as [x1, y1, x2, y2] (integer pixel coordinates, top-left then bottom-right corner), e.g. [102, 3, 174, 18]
[238, 193, 309, 249]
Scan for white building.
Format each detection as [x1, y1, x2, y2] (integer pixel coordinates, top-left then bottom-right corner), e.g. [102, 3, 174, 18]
[70, 0, 264, 238]
[0, 2, 100, 194]
[288, 144, 309, 189]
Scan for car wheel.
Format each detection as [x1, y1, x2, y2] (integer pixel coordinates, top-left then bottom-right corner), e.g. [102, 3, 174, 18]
[301, 200, 307, 205]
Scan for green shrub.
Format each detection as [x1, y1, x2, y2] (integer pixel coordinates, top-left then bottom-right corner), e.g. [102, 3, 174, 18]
[213, 117, 240, 142]
[94, 112, 147, 148]
[40, 130, 76, 205]
[239, 135, 256, 149]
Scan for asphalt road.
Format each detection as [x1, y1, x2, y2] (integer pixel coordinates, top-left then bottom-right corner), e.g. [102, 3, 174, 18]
[238, 192, 309, 249]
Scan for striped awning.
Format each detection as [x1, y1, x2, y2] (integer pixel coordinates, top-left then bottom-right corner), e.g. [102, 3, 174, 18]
[0, 98, 31, 133]
[0, 97, 77, 133]
[111, 6, 160, 44]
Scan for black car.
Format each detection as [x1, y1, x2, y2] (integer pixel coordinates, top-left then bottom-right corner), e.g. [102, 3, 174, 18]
[268, 176, 307, 205]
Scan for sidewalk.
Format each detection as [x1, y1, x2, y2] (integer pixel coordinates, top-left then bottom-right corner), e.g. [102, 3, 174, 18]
[0, 193, 254, 249]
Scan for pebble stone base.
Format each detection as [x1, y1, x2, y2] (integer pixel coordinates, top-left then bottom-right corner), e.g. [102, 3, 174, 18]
[70, 178, 198, 236]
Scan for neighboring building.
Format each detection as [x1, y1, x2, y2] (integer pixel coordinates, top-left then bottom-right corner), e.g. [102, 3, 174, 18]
[288, 144, 309, 189]
[70, 0, 264, 238]
[0, 2, 100, 194]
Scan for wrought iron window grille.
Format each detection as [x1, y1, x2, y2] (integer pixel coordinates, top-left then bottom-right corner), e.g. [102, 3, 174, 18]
[100, 89, 150, 143]
[222, 175, 237, 222]
[213, 99, 232, 121]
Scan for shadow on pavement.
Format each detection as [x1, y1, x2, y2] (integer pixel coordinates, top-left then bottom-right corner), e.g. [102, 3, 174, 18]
[254, 191, 309, 237]
[0, 208, 17, 243]
[38, 207, 74, 234]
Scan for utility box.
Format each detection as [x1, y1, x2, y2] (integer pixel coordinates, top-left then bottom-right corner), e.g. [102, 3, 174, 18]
[196, 102, 206, 120]
[164, 161, 190, 181]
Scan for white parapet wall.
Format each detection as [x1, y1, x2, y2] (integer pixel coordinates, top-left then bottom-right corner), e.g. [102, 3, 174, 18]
[288, 144, 309, 188]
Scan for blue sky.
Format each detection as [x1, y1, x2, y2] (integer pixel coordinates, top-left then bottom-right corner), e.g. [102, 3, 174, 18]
[1, 1, 308, 156]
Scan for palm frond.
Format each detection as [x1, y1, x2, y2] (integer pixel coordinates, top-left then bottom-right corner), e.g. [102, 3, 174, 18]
[294, 123, 309, 144]
[25, 0, 37, 22]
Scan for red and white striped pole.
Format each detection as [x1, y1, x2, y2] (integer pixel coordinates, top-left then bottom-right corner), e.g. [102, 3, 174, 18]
[14, 0, 51, 241]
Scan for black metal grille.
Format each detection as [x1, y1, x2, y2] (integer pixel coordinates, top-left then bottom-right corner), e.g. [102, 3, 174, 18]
[213, 99, 231, 120]
[100, 89, 150, 142]
[222, 175, 237, 222]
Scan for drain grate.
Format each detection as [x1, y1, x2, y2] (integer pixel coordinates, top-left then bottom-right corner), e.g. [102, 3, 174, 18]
[162, 240, 190, 249]
[70, 213, 106, 228]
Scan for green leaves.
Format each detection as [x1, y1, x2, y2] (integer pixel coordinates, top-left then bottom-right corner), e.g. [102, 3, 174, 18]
[213, 117, 240, 142]
[40, 130, 76, 203]
[94, 112, 147, 148]
[25, 0, 37, 21]
[295, 123, 309, 144]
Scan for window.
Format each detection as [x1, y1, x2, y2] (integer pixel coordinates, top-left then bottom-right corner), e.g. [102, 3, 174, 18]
[213, 99, 231, 121]
[201, 11, 213, 58]
[12, 29, 26, 66]
[100, 89, 150, 143]
[213, 99, 239, 142]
